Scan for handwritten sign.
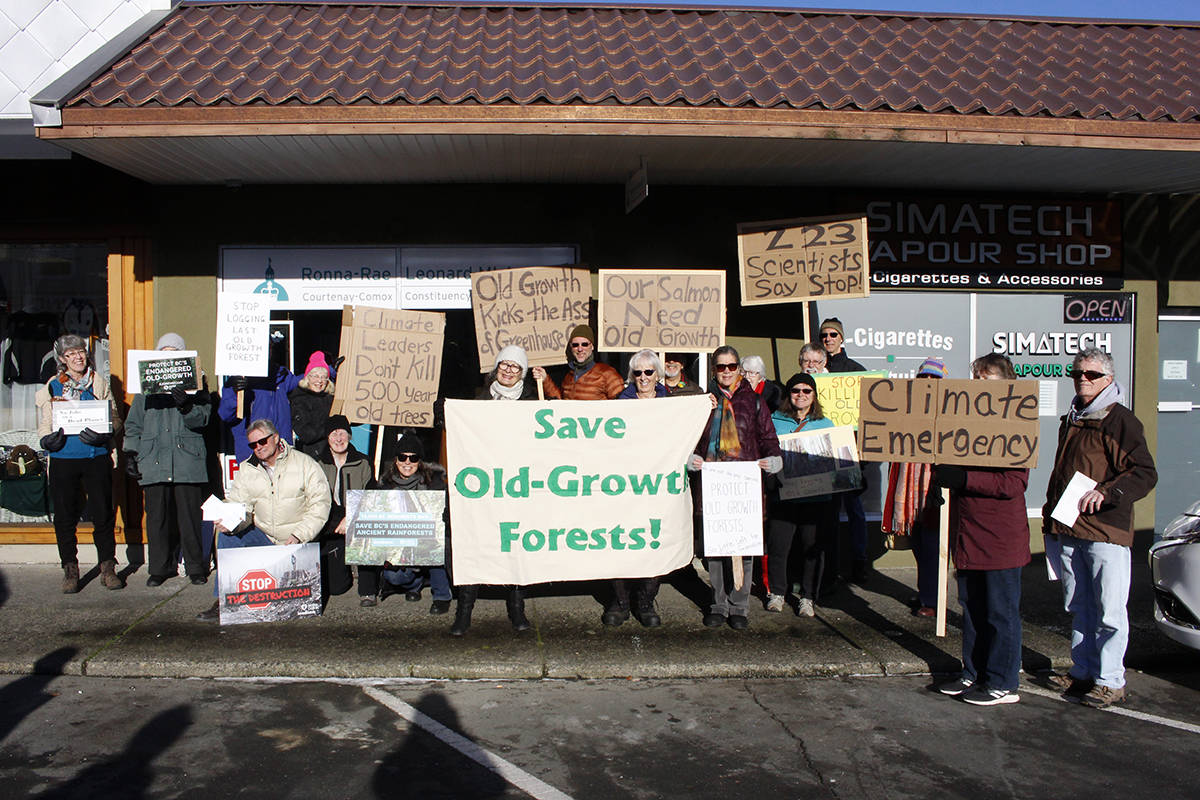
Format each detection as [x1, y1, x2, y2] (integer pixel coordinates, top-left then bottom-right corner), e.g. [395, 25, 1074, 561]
[472, 266, 590, 371]
[777, 426, 862, 500]
[332, 305, 445, 428]
[701, 461, 763, 556]
[215, 293, 271, 377]
[813, 371, 887, 429]
[857, 378, 1040, 467]
[51, 400, 111, 435]
[737, 214, 870, 305]
[598, 269, 725, 352]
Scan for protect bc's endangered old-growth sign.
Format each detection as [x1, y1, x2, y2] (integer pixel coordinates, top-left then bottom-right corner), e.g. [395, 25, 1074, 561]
[857, 378, 1040, 467]
[738, 214, 870, 305]
[332, 305, 445, 428]
[598, 269, 725, 352]
[472, 266, 590, 370]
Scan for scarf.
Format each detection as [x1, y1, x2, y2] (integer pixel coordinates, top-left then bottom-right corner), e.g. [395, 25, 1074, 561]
[390, 472, 423, 491]
[58, 368, 95, 401]
[882, 461, 934, 546]
[570, 355, 595, 381]
[706, 377, 744, 460]
[1068, 380, 1124, 424]
[490, 379, 524, 400]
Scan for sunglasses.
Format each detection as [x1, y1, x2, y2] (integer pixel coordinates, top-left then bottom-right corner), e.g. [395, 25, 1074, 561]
[819, 331, 840, 339]
[248, 435, 274, 449]
[790, 387, 814, 395]
[569, 341, 592, 349]
[713, 363, 739, 372]
[632, 369, 656, 377]
[396, 453, 420, 463]
[1075, 369, 1108, 381]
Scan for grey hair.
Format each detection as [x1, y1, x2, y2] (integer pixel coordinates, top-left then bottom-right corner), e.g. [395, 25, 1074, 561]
[799, 343, 827, 364]
[53, 334, 90, 365]
[247, 418, 280, 438]
[1072, 348, 1115, 376]
[627, 349, 664, 383]
[740, 355, 766, 374]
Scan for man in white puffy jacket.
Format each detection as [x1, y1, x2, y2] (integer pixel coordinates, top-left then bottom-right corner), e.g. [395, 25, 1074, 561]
[197, 418, 330, 621]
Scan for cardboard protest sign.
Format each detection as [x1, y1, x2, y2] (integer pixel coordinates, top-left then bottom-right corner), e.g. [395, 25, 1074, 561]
[472, 266, 590, 370]
[700, 461, 764, 557]
[124, 350, 199, 395]
[217, 542, 322, 625]
[813, 371, 887, 429]
[332, 305, 445, 428]
[51, 400, 111, 435]
[857, 378, 1040, 467]
[598, 269, 725, 352]
[777, 426, 862, 500]
[737, 214, 870, 305]
[344, 489, 446, 566]
[215, 293, 272, 377]
[445, 395, 712, 585]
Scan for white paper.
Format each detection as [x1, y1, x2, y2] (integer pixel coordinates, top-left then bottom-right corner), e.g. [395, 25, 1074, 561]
[215, 293, 272, 377]
[1050, 471, 1098, 528]
[1162, 360, 1188, 380]
[125, 350, 199, 394]
[51, 400, 111, 435]
[1043, 534, 1061, 582]
[1038, 380, 1059, 417]
[201, 495, 247, 530]
[701, 461, 764, 557]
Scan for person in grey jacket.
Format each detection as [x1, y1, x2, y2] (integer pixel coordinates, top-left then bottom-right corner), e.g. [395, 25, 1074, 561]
[123, 333, 212, 587]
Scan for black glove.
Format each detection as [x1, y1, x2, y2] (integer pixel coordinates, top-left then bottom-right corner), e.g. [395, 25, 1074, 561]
[172, 385, 194, 414]
[932, 465, 968, 491]
[125, 454, 141, 481]
[40, 428, 67, 452]
[79, 427, 112, 448]
[228, 376, 248, 392]
[332, 356, 345, 372]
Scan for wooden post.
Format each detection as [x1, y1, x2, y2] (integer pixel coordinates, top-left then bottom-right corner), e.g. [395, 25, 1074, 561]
[936, 486, 951, 637]
[236, 389, 246, 420]
[537, 380, 545, 401]
[802, 301, 812, 342]
[372, 426, 384, 478]
[731, 555, 744, 591]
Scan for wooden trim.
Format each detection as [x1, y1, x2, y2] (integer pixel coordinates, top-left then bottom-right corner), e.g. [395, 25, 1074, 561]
[0, 525, 134, 546]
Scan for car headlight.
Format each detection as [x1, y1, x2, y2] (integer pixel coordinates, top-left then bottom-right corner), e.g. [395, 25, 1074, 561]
[1162, 513, 1200, 541]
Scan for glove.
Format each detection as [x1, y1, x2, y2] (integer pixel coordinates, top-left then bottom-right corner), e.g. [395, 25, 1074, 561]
[79, 427, 112, 448]
[687, 454, 704, 472]
[761, 455, 783, 475]
[172, 385, 194, 414]
[125, 454, 141, 481]
[332, 356, 345, 373]
[40, 429, 67, 452]
[228, 376, 248, 392]
[932, 465, 967, 491]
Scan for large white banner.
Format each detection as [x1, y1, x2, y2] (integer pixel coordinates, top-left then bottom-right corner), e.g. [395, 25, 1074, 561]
[446, 396, 713, 585]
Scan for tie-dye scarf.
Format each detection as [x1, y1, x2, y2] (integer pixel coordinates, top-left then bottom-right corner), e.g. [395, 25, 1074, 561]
[706, 376, 744, 461]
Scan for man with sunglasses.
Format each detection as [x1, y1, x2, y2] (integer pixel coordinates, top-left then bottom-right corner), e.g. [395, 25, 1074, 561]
[1042, 348, 1156, 708]
[534, 324, 624, 401]
[197, 418, 330, 621]
[818, 317, 865, 373]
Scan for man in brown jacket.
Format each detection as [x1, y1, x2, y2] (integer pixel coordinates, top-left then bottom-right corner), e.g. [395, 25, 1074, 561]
[533, 324, 624, 401]
[1042, 348, 1156, 709]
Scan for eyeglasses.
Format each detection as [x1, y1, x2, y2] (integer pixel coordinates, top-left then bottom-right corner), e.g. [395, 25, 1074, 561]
[497, 362, 522, 373]
[396, 453, 420, 463]
[713, 363, 739, 372]
[632, 369, 655, 377]
[1075, 369, 1109, 381]
[790, 387, 814, 395]
[569, 341, 592, 349]
[63, 350, 87, 358]
[248, 435, 275, 449]
[819, 331, 840, 340]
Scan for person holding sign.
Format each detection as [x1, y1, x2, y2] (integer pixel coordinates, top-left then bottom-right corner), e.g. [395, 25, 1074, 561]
[35, 334, 124, 594]
[663, 353, 703, 396]
[289, 352, 336, 457]
[689, 345, 783, 630]
[534, 325, 624, 401]
[317, 415, 376, 604]
[218, 338, 301, 462]
[123, 333, 212, 587]
[1041, 348, 1157, 709]
[765, 372, 834, 617]
[931, 354, 1031, 706]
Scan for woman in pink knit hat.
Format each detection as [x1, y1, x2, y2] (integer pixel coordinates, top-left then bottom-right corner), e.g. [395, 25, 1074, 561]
[288, 351, 336, 457]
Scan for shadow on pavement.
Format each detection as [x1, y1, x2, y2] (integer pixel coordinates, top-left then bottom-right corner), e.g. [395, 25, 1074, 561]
[0, 568, 8, 610]
[0, 647, 77, 745]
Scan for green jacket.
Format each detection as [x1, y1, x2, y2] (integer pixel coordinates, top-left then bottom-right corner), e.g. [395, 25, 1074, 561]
[123, 394, 210, 484]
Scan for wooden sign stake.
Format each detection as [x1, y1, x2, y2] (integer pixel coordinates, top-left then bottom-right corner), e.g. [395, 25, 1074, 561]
[373, 426, 384, 478]
[936, 486, 950, 637]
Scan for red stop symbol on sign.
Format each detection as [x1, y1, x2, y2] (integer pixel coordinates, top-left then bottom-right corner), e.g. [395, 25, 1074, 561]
[238, 569, 276, 609]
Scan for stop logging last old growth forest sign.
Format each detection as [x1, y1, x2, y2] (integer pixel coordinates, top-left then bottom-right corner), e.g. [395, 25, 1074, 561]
[856, 378, 1041, 468]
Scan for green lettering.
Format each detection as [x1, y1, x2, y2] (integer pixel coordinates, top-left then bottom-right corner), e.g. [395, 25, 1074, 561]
[566, 528, 588, 550]
[533, 407, 555, 439]
[455, 467, 489, 499]
[547, 527, 565, 551]
[499, 521, 520, 552]
[548, 465, 578, 496]
[628, 473, 662, 494]
[581, 473, 600, 496]
[605, 417, 626, 438]
[522, 528, 545, 551]
[601, 474, 626, 495]
[590, 528, 607, 549]
[627, 526, 645, 549]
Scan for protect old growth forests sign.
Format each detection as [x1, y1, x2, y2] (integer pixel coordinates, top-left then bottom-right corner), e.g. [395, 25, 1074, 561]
[597, 269, 725, 352]
[445, 396, 713, 585]
[737, 214, 870, 305]
[471, 266, 591, 370]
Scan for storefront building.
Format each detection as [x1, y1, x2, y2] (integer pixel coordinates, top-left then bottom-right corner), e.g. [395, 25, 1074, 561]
[4, 1, 1200, 551]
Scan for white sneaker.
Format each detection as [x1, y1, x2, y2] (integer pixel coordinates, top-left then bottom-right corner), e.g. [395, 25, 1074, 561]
[797, 598, 815, 617]
[766, 593, 785, 613]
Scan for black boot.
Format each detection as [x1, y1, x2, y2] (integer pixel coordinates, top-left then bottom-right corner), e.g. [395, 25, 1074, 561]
[450, 586, 477, 637]
[635, 600, 661, 628]
[507, 587, 531, 632]
[602, 602, 630, 626]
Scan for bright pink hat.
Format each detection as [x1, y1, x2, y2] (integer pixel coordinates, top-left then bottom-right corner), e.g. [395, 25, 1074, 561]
[304, 351, 331, 377]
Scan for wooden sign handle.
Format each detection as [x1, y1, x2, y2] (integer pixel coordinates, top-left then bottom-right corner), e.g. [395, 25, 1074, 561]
[936, 486, 950, 637]
[236, 389, 246, 420]
[373, 426, 384, 478]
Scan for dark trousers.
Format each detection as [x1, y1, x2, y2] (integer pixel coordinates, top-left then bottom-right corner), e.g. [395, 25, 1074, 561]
[909, 523, 941, 608]
[957, 567, 1023, 691]
[610, 577, 661, 610]
[49, 455, 116, 567]
[143, 483, 206, 578]
[766, 500, 832, 599]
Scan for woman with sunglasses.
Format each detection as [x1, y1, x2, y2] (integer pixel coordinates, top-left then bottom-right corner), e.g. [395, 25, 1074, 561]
[764, 373, 835, 616]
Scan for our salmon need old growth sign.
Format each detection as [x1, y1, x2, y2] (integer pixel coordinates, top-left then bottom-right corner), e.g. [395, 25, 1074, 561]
[737, 214, 870, 305]
[597, 269, 725, 352]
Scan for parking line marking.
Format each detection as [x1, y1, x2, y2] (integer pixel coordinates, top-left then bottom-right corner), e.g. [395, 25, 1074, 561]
[362, 686, 575, 800]
[1022, 686, 1200, 734]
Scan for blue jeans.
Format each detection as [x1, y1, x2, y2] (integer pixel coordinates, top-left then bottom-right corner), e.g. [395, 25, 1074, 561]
[213, 527, 275, 596]
[909, 523, 941, 608]
[384, 566, 451, 601]
[957, 567, 1023, 691]
[1058, 535, 1131, 689]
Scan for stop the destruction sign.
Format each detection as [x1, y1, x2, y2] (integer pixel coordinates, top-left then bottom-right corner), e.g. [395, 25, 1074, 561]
[217, 542, 322, 625]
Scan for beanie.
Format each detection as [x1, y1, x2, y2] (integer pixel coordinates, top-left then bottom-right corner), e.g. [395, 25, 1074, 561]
[917, 357, 949, 379]
[495, 344, 529, 376]
[395, 431, 425, 460]
[324, 414, 351, 437]
[304, 351, 331, 377]
[156, 332, 186, 351]
[818, 318, 844, 338]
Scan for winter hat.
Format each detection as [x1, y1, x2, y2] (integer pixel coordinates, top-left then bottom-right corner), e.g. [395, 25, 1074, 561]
[568, 324, 595, 346]
[495, 344, 529, 376]
[917, 357, 949, 379]
[818, 318, 844, 338]
[395, 431, 424, 460]
[324, 414, 351, 437]
[304, 351, 331, 377]
[785, 372, 817, 392]
[156, 332, 186, 351]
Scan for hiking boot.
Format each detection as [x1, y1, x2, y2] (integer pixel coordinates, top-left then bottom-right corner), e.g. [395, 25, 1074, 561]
[61, 563, 80, 594]
[797, 598, 815, 617]
[1080, 684, 1126, 709]
[602, 604, 630, 626]
[451, 587, 477, 636]
[636, 602, 661, 628]
[765, 593, 785, 613]
[727, 615, 749, 630]
[430, 599, 451, 615]
[99, 559, 125, 590]
[1045, 672, 1095, 698]
[359, 596, 378, 607]
[962, 686, 1020, 706]
[935, 676, 975, 696]
[196, 601, 220, 622]
[405, 589, 422, 602]
[507, 591, 531, 632]
[703, 612, 724, 628]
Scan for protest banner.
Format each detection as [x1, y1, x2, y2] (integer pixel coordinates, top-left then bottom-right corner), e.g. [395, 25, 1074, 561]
[344, 489, 446, 566]
[777, 426, 862, 500]
[217, 542, 322, 625]
[598, 269, 725, 352]
[124, 350, 199, 395]
[857, 378, 1040, 468]
[700, 461, 764, 557]
[813, 371, 887, 429]
[471, 266, 590, 370]
[215, 293, 272, 377]
[332, 305, 445, 428]
[445, 395, 712, 585]
[51, 399, 111, 435]
[737, 214, 870, 305]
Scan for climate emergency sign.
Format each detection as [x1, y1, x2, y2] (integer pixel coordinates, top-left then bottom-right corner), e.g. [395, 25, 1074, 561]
[857, 378, 1040, 468]
[445, 395, 713, 585]
[737, 214, 870, 305]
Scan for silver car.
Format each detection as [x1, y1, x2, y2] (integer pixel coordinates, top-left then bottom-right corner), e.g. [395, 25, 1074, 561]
[1150, 500, 1200, 651]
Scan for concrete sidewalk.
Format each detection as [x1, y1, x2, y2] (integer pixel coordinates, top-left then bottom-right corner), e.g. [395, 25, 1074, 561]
[0, 557, 1189, 680]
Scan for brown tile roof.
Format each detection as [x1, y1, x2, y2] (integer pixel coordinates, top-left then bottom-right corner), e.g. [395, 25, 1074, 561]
[68, 2, 1200, 123]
